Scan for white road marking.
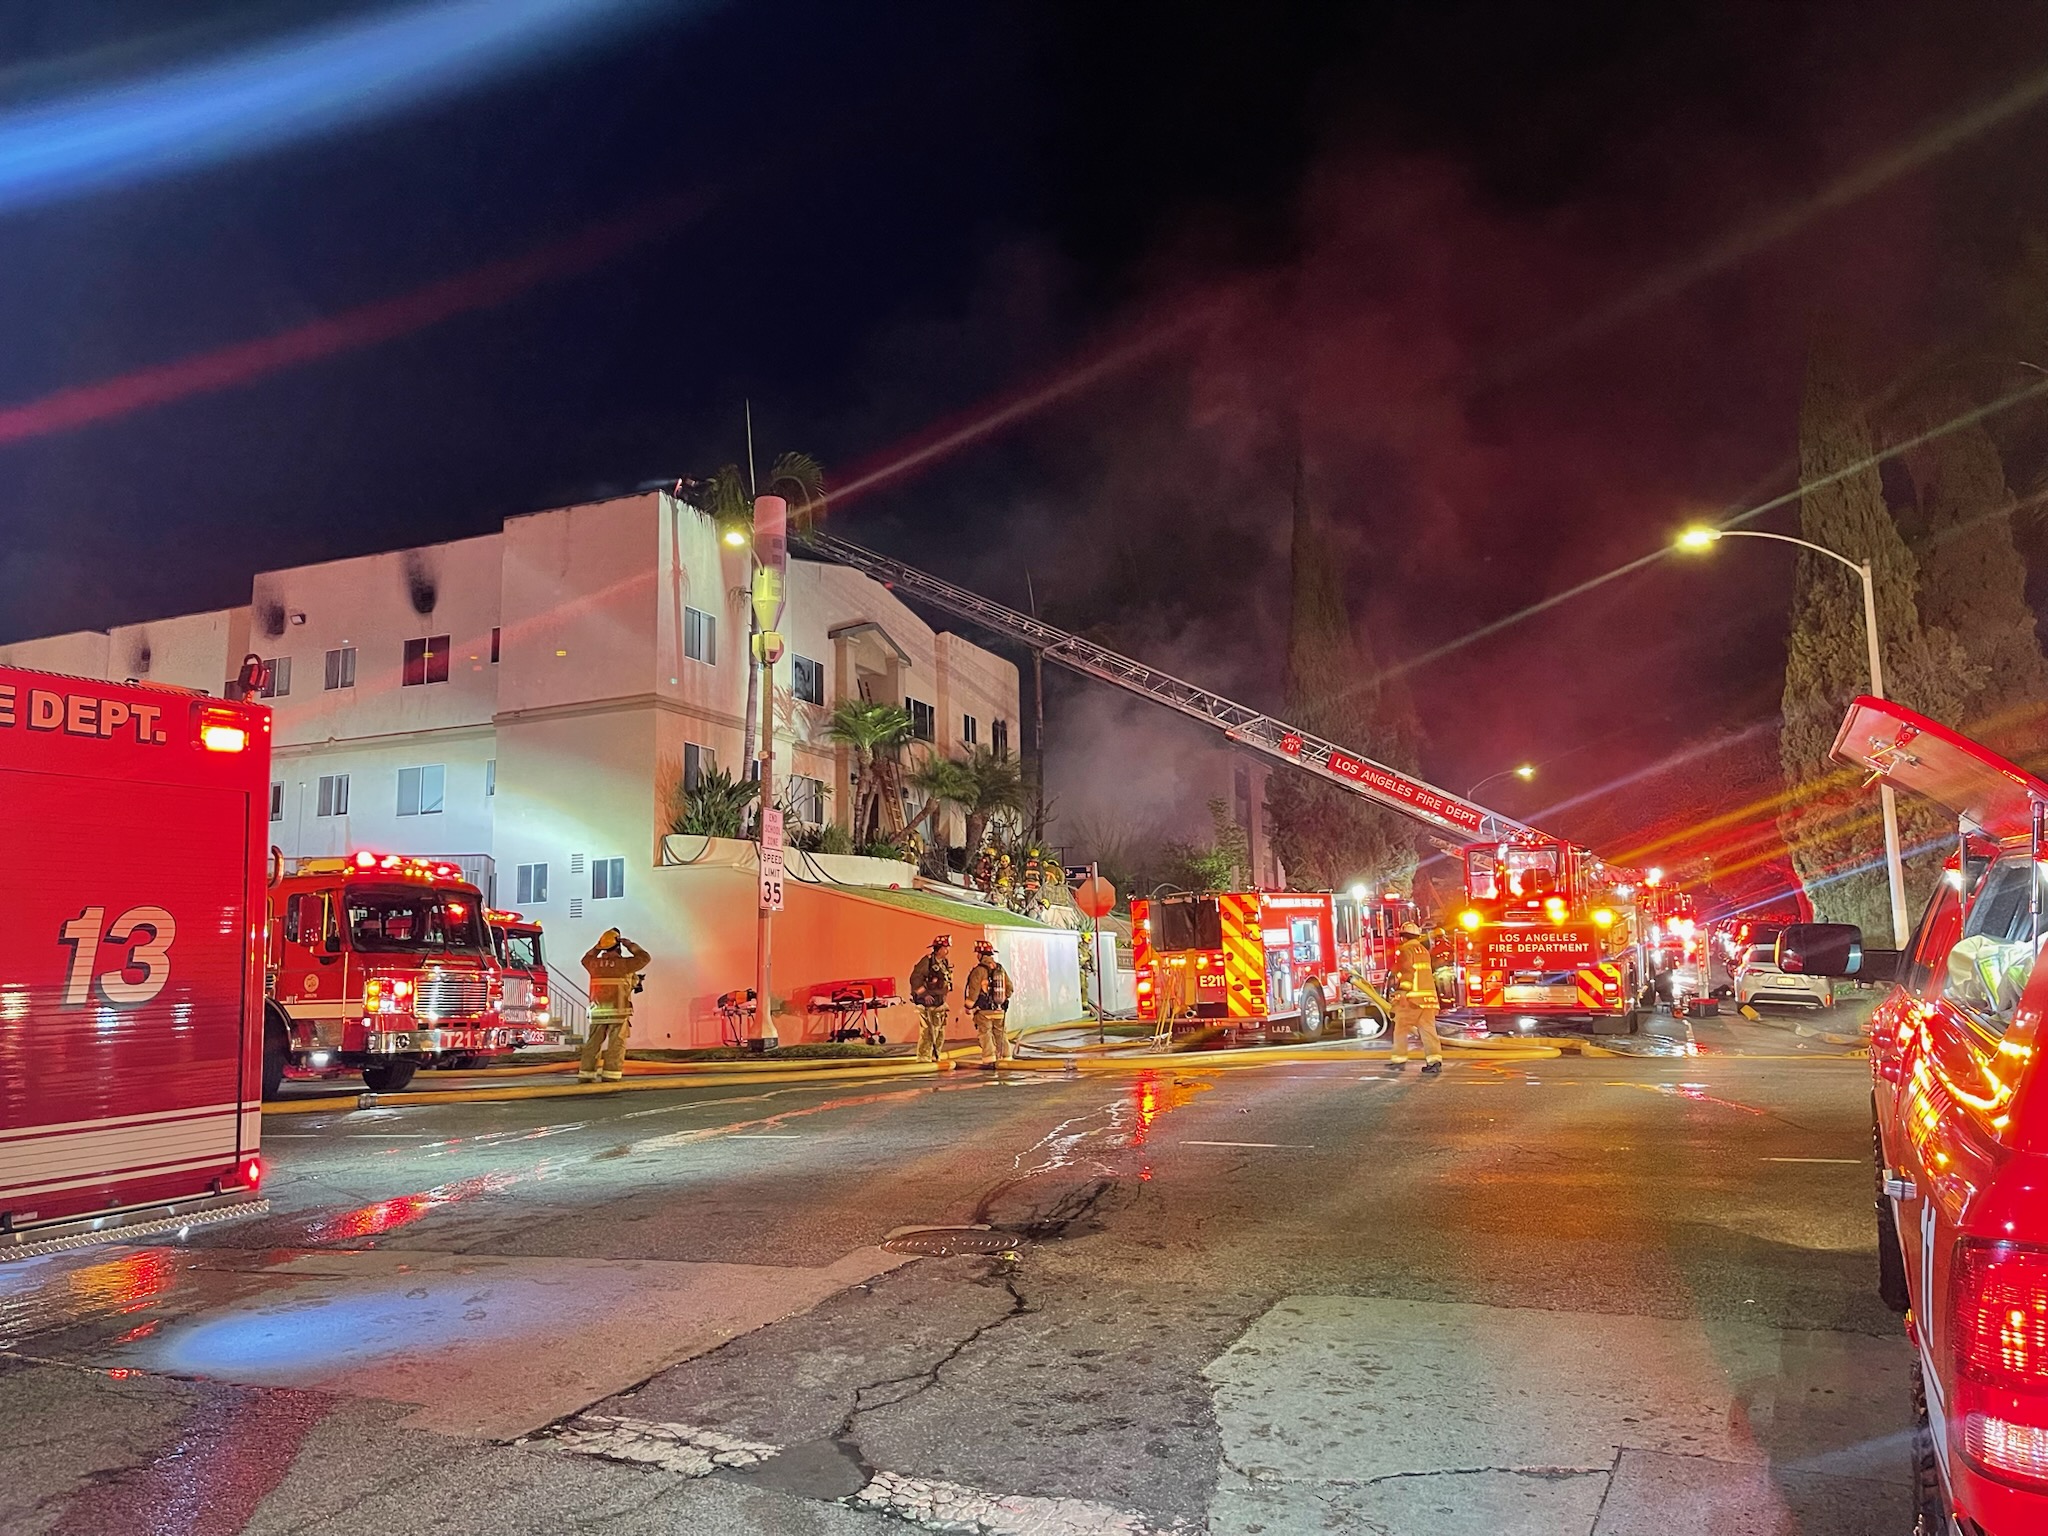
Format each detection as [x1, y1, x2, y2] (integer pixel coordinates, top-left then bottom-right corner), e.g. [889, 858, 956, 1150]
[1763, 1156, 1861, 1164]
[1180, 1141, 1312, 1150]
[724, 1133, 802, 1139]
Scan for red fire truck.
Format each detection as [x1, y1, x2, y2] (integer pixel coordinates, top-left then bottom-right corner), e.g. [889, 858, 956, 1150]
[1132, 889, 1390, 1038]
[265, 850, 548, 1095]
[2, 665, 270, 1255]
[486, 909, 559, 1040]
[1450, 837, 1647, 1033]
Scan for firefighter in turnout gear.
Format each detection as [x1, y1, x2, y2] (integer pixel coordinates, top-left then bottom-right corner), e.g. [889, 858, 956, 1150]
[909, 934, 954, 1063]
[580, 928, 652, 1082]
[1387, 920, 1443, 1075]
[965, 939, 1014, 1064]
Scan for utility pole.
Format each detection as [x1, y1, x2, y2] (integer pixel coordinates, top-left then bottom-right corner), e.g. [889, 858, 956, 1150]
[753, 490, 789, 1047]
[1026, 571, 1046, 837]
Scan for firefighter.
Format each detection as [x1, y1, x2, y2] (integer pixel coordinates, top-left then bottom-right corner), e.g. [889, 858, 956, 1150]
[909, 934, 955, 1063]
[964, 939, 1014, 1064]
[579, 928, 652, 1083]
[1386, 919, 1443, 1075]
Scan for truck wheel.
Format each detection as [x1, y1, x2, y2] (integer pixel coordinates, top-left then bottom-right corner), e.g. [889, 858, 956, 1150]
[262, 1004, 291, 1101]
[1910, 1359, 1949, 1534]
[1297, 985, 1326, 1039]
[1876, 1112, 1911, 1314]
[362, 1059, 418, 1093]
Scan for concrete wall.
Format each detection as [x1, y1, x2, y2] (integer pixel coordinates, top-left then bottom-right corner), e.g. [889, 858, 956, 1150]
[0, 629, 112, 680]
[272, 727, 500, 878]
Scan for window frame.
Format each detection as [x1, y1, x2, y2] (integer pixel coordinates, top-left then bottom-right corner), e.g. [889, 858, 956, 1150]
[316, 772, 351, 818]
[403, 635, 452, 687]
[684, 606, 717, 665]
[592, 856, 626, 901]
[516, 862, 548, 905]
[396, 764, 446, 817]
[323, 646, 357, 691]
[906, 697, 935, 742]
[791, 654, 825, 705]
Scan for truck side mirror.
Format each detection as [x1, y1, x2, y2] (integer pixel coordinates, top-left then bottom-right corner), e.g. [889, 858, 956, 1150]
[1776, 923, 1902, 983]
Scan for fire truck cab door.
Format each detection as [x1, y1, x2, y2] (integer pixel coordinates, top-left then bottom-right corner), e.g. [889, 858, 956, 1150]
[279, 891, 337, 1003]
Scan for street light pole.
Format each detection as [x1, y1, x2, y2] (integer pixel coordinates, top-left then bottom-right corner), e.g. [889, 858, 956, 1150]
[1466, 764, 1535, 802]
[1676, 527, 1910, 946]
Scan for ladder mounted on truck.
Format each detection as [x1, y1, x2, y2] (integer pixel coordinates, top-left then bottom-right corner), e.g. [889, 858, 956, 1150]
[799, 529, 1572, 855]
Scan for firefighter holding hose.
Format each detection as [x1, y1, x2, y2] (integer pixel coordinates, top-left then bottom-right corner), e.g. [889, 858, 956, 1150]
[1386, 919, 1443, 1075]
[580, 928, 651, 1083]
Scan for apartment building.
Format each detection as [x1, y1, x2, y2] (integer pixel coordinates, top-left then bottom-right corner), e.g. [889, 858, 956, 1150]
[0, 491, 1030, 1039]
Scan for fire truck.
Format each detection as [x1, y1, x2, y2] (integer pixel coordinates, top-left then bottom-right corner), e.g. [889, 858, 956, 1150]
[2, 665, 270, 1255]
[486, 909, 559, 1039]
[264, 851, 557, 1095]
[794, 532, 1661, 1035]
[1450, 838, 1646, 1033]
[1132, 889, 1394, 1038]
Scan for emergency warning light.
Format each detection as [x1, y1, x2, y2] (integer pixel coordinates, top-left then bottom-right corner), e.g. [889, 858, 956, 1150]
[196, 704, 250, 752]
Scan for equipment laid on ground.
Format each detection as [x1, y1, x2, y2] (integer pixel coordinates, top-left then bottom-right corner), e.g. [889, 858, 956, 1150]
[798, 976, 898, 1044]
[799, 531, 1653, 1033]
[1, 664, 270, 1254]
[266, 851, 565, 1096]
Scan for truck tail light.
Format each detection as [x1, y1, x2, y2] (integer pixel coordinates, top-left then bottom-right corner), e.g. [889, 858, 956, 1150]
[1955, 1241, 2048, 1487]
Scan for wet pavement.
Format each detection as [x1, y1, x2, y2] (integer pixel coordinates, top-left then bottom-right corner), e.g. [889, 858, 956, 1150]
[2, 1030, 1902, 1535]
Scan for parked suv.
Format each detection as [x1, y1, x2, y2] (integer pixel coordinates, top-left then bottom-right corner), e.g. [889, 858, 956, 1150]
[1778, 696, 2048, 1535]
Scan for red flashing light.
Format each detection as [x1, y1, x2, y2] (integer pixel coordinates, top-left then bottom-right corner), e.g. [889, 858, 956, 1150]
[355, 850, 377, 869]
[243, 1155, 263, 1190]
[200, 722, 249, 752]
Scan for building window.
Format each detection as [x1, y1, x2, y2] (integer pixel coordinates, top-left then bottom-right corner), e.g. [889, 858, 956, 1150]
[316, 773, 350, 817]
[684, 606, 717, 664]
[269, 782, 284, 822]
[516, 863, 548, 904]
[490, 627, 501, 664]
[259, 657, 291, 698]
[485, 759, 496, 797]
[397, 764, 445, 817]
[592, 857, 625, 900]
[323, 647, 356, 690]
[788, 775, 826, 826]
[684, 741, 716, 791]
[906, 697, 935, 742]
[791, 654, 825, 705]
[403, 635, 451, 687]
[991, 719, 1010, 759]
[962, 714, 978, 745]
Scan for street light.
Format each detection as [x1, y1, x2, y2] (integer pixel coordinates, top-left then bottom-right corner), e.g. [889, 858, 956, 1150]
[1467, 763, 1536, 800]
[1675, 524, 1909, 946]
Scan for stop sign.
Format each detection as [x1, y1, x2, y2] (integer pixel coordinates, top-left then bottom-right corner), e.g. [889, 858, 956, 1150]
[1072, 875, 1117, 919]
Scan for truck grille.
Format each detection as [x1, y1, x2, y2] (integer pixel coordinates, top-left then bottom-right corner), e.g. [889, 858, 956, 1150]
[416, 973, 488, 1020]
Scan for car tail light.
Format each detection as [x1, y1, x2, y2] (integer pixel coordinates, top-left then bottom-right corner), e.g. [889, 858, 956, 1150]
[1955, 1241, 2048, 1486]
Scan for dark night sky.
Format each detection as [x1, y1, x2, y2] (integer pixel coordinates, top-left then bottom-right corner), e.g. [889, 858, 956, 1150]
[5, 0, 2048, 871]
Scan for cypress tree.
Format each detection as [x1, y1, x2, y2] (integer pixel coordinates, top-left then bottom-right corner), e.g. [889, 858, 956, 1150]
[1779, 340, 1973, 931]
[1266, 453, 1422, 891]
[1901, 396, 2048, 767]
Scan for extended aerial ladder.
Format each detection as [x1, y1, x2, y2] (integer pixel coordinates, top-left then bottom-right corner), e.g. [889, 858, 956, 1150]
[802, 529, 1558, 854]
[802, 530, 1653, 1031]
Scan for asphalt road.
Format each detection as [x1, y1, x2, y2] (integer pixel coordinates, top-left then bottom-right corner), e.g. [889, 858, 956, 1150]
[0, 1012, 1906, 1536]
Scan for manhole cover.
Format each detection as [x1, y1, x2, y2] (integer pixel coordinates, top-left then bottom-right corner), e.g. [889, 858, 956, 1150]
[881, 1224, 1019, 1257]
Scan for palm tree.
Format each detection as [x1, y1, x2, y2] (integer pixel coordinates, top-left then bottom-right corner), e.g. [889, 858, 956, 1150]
[824, 699, 915, 843]
[960, 747, 1029, 854]
[904, 755, 977, 847]
[684, 452, 827, 774]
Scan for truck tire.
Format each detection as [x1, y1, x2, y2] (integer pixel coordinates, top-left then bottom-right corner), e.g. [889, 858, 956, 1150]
[1876, 1110, 1911, 1314]
[1910, 1359, 1949, 1534]
[1296, 985, 1326, 1039]
[361, 1059, 418, 1093]
[262, 1003, 291, 1101]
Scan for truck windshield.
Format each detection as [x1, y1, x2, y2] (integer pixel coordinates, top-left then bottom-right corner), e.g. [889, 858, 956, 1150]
[497, 930, 543, 971]
[346, 890, 484, 953]
[1156, 897, 1223, 952]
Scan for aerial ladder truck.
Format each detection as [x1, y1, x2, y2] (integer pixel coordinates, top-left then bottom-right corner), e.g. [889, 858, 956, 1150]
[798, 531, 1651, 1034]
